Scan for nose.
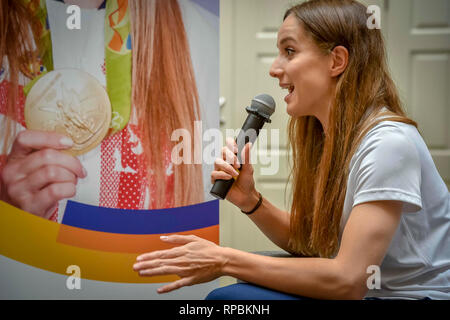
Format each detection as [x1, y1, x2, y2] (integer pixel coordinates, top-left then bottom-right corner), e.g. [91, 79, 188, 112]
[269, 56, 283, 79]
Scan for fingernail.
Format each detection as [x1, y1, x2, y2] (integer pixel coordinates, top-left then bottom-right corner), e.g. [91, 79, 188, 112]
[60, 137, 73, 147]
[160, 236, 169, 240]
[82, 167, 87, 178]
[136, 255, 143, 261]
[233, 169, 239, 176]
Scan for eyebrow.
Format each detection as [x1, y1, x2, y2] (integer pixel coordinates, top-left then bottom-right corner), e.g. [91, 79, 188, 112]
[279, 36, 297, 45]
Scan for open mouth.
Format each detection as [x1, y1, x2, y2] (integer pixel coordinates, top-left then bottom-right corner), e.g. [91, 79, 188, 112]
[282, 84, 294, 102]
[280, 83, 295, 103]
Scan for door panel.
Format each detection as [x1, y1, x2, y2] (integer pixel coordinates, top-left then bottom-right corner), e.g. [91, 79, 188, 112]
[387, 0, 450, 188]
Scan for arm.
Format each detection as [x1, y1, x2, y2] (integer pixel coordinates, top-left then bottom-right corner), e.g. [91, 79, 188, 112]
[241, 189, 291, 252]
[223, 200, 403, 299]
[214, 139, 291, 251]
[134, 200, 403, 298]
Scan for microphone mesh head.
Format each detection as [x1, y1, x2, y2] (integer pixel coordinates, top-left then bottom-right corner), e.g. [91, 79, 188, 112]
[251, 94, 276, 119]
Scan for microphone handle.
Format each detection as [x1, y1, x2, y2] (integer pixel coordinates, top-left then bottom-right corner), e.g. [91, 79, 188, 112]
[210, 113, 267, 200]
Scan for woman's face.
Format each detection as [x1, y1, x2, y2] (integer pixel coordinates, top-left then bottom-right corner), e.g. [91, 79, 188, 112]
[270, 14, 334, 120]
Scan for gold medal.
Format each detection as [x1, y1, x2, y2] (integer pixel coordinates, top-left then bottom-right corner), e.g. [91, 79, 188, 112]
[25, 69, 112, 156]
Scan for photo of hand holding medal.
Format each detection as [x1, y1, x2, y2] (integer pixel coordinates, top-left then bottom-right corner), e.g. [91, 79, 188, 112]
[0, 0, 218, 220]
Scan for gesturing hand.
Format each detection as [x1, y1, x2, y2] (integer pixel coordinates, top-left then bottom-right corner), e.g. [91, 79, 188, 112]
[133, 235, 227, 294]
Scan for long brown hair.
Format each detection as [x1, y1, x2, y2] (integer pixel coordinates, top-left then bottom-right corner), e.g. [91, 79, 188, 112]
[0, 0, 41, 155]
[129, 0, 203, 208]
[286, 0, 417, 257]
[1, 0, 204, 208]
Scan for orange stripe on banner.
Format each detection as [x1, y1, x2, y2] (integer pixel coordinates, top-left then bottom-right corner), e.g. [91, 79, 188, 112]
[0, 201, 220, 283]
[108, 0, 128, 51]
[109, 33, 123, 52]
[117, 0, 128, 21]
[109, 0, 128, 26]
[56, 224, 219, 253]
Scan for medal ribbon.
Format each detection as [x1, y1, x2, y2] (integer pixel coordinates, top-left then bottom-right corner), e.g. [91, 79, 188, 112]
[23, 0, 131, 134]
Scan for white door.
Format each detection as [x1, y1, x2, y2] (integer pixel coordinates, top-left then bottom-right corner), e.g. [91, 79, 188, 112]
[386, 0, 450, 189]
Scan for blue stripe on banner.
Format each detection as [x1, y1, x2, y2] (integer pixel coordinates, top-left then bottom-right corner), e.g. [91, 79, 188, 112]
[62, 200, 219, 234]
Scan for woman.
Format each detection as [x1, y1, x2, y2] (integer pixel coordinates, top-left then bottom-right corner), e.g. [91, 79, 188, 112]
[0, 0, 205, 220]
[133, 0, 450, 299]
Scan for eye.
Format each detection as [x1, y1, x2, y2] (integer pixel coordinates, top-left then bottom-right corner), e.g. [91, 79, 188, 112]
[285, 47, 295, 56]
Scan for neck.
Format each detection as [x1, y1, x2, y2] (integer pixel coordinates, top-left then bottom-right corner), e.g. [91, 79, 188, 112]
[63, 0, 104, 9]
[314, 90, 334, 136]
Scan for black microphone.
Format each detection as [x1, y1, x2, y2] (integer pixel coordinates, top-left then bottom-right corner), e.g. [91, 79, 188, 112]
[210, 94, 276, 200]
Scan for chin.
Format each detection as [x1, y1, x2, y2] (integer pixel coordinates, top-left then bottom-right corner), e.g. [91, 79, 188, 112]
[286, 102, 308, 118]
[286, 106, 295, 117]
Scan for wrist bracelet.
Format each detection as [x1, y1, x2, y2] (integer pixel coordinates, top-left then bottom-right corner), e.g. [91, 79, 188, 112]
[241, 192, 263, 215]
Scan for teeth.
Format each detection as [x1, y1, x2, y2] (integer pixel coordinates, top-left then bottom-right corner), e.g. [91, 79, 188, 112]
[281, 85, 293, 92]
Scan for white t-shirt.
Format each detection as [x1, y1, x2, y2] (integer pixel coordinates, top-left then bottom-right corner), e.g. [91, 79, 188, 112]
[340, 118, 450, 299]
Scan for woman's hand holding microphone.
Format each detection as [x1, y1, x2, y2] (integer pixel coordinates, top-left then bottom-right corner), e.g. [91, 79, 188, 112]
[211, 137, 260, 213]
[0, 130, 86, 219]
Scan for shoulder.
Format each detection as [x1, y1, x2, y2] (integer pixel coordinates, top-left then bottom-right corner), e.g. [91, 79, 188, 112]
[361, 121, 417, 147]
[352, 121, 421, 170]
[348, 121, 423, 212]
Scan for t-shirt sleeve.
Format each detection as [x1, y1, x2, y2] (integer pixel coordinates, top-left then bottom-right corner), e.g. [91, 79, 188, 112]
[351, 125, 422, 213]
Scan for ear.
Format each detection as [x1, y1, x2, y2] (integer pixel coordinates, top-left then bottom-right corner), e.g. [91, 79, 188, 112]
[330, 45, 348, 77]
